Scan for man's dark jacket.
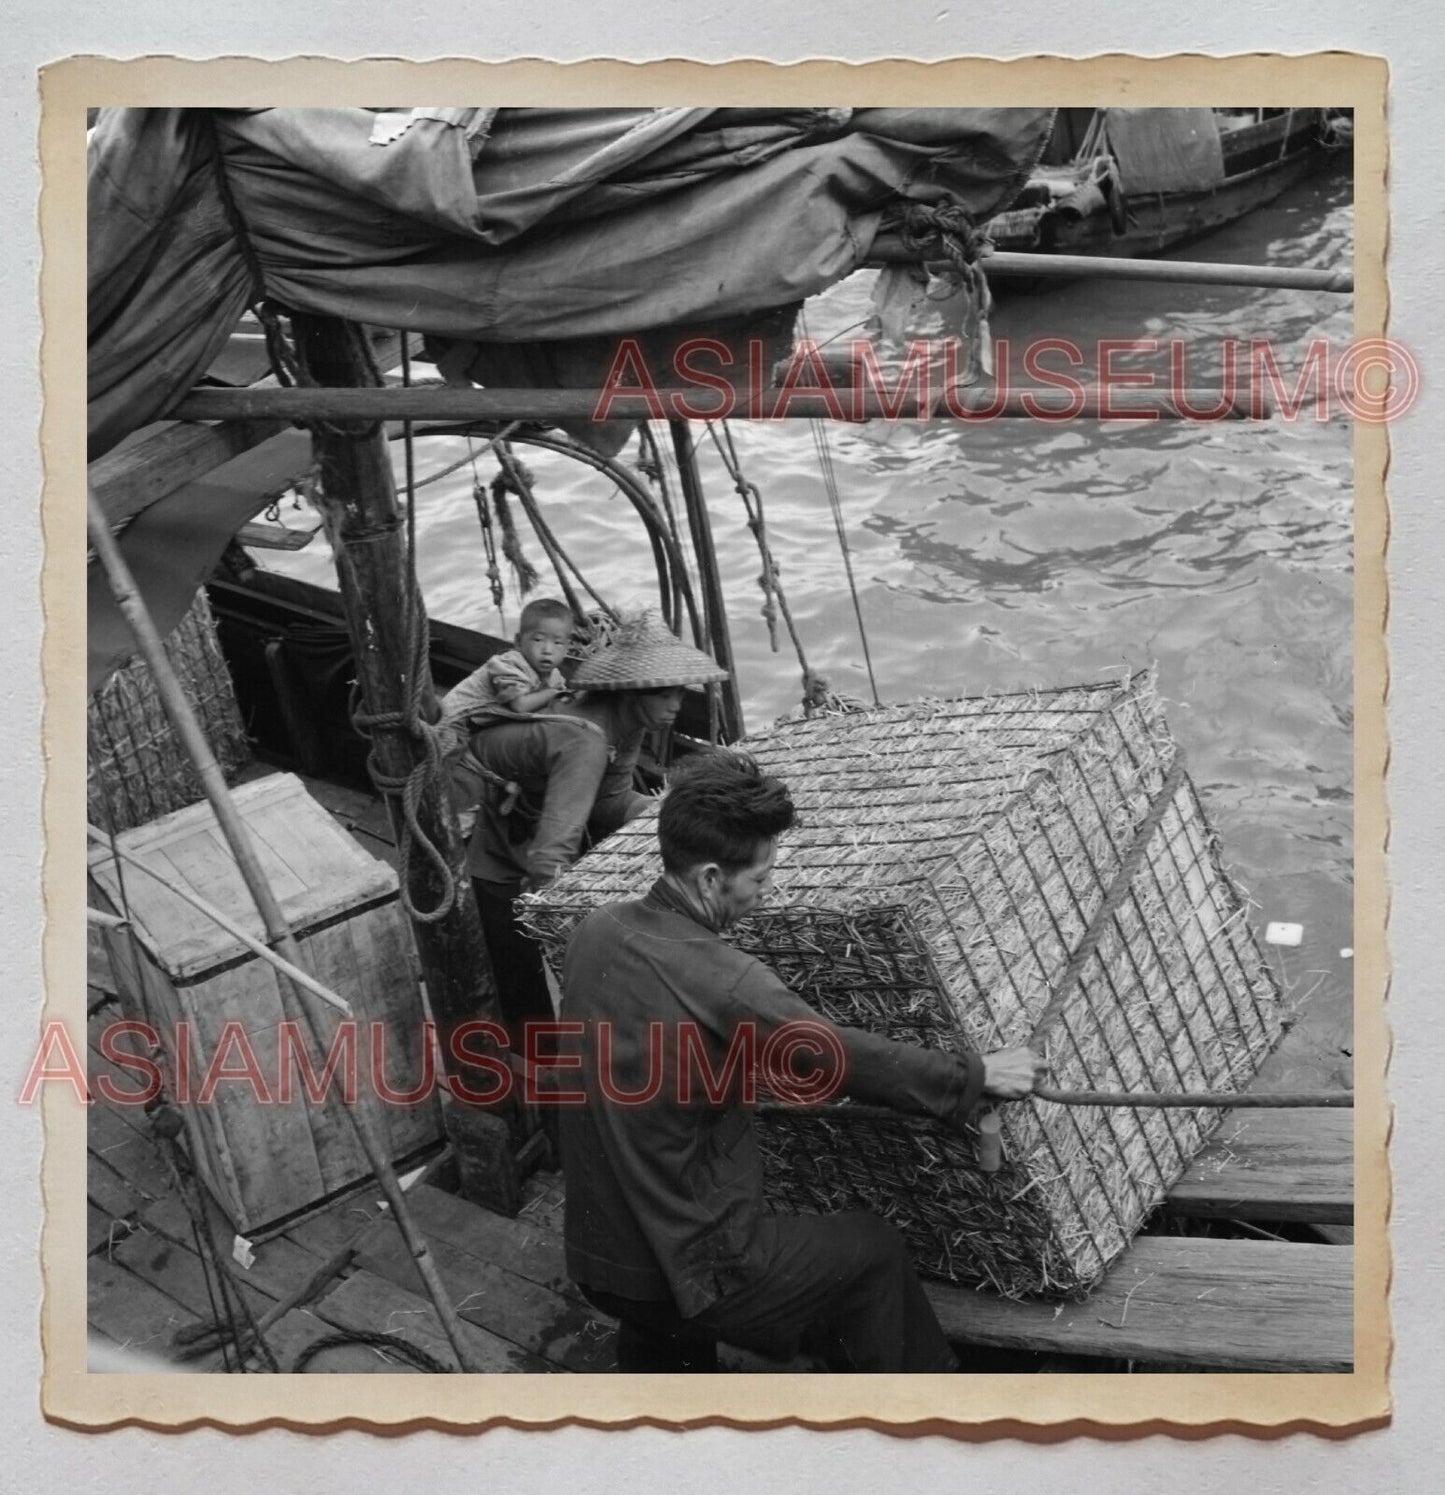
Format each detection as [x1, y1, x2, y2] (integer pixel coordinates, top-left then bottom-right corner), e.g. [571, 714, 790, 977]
[559, 881, 986, 1316]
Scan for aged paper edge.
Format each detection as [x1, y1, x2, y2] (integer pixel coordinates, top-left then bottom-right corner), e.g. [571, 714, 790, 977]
[39, 52, 1391, 1437]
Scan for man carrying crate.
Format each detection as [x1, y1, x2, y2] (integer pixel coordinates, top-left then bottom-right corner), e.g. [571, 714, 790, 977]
[557, 752, 1044, 1372]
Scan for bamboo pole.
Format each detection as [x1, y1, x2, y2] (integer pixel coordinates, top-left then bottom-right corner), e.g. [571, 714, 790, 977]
[171, 384, 1271, 425]
[866, 242, 1354, 293]
[758, 1088, 1353, 1120]
[86, 489, 486, 1374]
[1032, 1086, 1354, 1110]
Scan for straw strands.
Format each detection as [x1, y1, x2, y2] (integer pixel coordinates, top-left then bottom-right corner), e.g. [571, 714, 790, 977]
[528, 675, 1282, 1298]
[87, 590, 251, 834]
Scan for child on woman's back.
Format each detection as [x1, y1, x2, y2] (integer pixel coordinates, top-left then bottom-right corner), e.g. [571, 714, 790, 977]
[440, 597, 573, 744]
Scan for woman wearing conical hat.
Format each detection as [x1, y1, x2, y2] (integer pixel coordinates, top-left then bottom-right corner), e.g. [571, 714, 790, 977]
[454, 613, 728, 1040]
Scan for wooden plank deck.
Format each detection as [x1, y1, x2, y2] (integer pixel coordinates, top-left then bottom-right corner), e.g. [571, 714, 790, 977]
[88, 985, 1354, 1376]
[86, 782, 1354, 1378]
[927, 1236, 1353, 1372]
[1162, 1108, 1352, 1225]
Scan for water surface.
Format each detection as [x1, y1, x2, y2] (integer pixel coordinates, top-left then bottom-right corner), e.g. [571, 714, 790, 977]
[267, 160, 1355, 1085]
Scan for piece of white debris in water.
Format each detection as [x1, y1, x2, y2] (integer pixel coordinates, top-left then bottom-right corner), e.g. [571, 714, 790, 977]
[1340, 947, 1354, 959]
[232, 1234, 256, 1270]
[1265, 922, 1304, 947]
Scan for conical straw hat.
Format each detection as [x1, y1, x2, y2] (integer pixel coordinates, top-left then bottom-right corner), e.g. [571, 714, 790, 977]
[570, 613, 729, 692]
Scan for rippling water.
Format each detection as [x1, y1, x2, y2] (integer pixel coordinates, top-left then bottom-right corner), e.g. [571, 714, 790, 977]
[267, 159, 1355, 1083]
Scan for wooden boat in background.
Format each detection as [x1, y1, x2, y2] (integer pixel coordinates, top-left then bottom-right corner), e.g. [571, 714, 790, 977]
[986, 107, 1350, 261]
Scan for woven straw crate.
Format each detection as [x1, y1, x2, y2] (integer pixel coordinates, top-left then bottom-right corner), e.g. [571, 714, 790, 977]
[87, 588, 251, 835]
[526, 676, 1282, 1298]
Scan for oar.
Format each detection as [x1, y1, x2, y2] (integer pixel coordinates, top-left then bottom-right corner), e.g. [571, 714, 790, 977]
[866, 239, 1352, 293]
[757, 1087, 1353, 1121]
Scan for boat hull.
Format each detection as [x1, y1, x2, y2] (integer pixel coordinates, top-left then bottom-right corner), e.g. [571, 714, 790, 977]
[987, 109, 1341, 267]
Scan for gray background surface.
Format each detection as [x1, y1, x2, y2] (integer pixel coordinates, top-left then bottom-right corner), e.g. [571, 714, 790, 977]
[6, 6, 1438, 1488]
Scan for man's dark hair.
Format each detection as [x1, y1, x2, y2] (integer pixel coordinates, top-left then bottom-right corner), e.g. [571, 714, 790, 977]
[517, 597, 574, 633]
[659, 752, 796, 875]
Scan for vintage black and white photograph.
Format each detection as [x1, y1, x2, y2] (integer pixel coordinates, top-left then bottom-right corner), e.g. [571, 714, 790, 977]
[58, 65, 1385, 1431]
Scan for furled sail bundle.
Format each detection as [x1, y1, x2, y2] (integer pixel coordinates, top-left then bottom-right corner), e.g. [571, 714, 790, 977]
[88, 105, 1056, 460]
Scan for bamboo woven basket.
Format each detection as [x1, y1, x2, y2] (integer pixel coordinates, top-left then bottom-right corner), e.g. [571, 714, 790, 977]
[87, 589, 251, 834]
[526, 675, 1282, 1298]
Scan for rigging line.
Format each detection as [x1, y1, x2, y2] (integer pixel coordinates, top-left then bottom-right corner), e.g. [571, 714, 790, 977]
[464, 423, 523, 633]
[400, 448, 479, 493]
[506, 426, 699, 642]
[188, 1208, 239, 1373]
[495, 440, 616, 624]
[492, 442, 583, 618]
[800, 316, 873, 356]
[465, 435, 506, 622]
[640, 423, 684, 548]
[704, 420, 779, 647]
[798, 308, 882, 708]
[705, 420, 815, 687]
[638, 422, 694, 639]
[808, 413, 881, 707]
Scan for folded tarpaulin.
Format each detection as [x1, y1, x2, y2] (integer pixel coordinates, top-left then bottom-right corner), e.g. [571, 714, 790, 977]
[1103, 108, 1227, 196]
[88, 106, 1056, 461]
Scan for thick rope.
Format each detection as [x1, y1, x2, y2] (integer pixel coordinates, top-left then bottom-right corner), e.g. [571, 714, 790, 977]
[895, 202, 996, 386]
[897, 202, 992, 272]
[349, 595, 459, 924]
[489, 467, 542, 593]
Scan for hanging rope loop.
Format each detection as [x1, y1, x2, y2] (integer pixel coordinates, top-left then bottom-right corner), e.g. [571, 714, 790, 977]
[488, 461, 542, 594]
[897, 202, 992, 272]
[894, 202, 996, 385]
[348, 347, 460, 926]
[349, 590, 460, 924]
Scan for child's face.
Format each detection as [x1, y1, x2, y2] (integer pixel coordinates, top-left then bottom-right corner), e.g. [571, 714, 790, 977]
[516, 617, 571, 675]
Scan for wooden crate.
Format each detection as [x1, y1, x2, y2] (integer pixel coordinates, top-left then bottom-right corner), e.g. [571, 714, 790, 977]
[87, 773, 441, 1236]
[527, 677, 1283, 1298]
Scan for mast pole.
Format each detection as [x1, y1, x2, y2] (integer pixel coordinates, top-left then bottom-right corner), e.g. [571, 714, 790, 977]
[288, 311, 520, 1215]
[668, 419, 745, 742]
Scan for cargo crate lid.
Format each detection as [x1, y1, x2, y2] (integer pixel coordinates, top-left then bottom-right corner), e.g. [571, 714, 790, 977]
[87, 773, 398, 981]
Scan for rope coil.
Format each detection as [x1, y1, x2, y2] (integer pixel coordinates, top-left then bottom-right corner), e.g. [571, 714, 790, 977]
[348, 592, 459, 924]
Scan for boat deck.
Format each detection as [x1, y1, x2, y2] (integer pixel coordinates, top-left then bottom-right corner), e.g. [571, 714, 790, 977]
[86, 981, 1353, 1374]
[86, 766, 1354, 1374]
